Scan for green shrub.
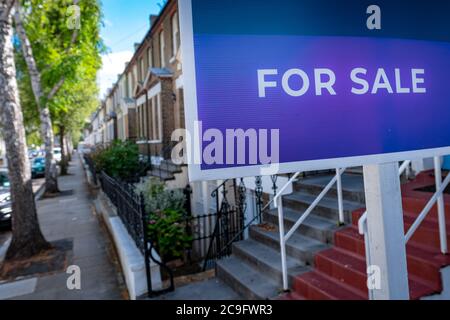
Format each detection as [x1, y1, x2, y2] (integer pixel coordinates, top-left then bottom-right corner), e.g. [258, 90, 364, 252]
[91, 140, 140, 180]
[147, 208, 192, 261]
[136, 178, 191, 261]
[136, 178, 186, 213]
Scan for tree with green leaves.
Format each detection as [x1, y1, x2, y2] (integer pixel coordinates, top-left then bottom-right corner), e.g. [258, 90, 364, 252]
[0, 0, 52, 260]
[52, 75, 100, 175]
[13, 0, 103, 194]
[0, 0, 103, 262]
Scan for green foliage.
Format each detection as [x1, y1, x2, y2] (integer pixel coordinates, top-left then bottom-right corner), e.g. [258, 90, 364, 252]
[15, 0, 104, 147]
[136, 178, 191, 260]
[147, 208, 192, 261]
[91, 140, 140, 180]
[136, 178, 186, 214]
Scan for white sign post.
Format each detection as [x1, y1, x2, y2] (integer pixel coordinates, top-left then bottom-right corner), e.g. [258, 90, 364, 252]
[363, 163, 409, 300]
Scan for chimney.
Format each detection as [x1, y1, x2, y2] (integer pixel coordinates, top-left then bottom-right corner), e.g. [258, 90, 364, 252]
[150, 14, 158, 27]
[134, 43, 140, 51]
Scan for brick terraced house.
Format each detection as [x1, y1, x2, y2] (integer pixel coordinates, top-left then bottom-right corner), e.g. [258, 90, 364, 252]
[84, 0, 450, 300]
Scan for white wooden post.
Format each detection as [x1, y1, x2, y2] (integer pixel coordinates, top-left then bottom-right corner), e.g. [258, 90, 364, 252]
[363, 163, 410, 300]
[276, 196, 289, 291]
[434, 156, 448, 254]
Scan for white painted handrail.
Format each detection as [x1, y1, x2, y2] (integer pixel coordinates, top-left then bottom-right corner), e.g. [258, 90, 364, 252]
[405, 166, 450, 250]
[336, 168, 345, 225]
[284, 168, 346, 242]
[276, 168, 347, 291]
[274, 172, 302, 208]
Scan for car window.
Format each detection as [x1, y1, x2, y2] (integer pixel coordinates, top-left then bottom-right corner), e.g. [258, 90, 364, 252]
[34, 158, 45, 165]
[0, 173, 9, 187]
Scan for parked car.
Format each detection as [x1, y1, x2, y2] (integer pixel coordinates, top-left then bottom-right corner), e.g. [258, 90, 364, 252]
[28, 149, 38, 159]
[31, 157, 46, 178]
[53, 147, 62, 162]
[0, 170, 12, 229]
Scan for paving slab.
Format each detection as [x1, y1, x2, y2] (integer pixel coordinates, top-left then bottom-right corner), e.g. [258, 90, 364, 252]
[155, 278, 242, 300]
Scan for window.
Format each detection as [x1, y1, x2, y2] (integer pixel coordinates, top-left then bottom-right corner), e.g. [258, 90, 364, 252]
[138, 105, 143, 139]
[150, 94, 162, 141]
[127, 74, 132, 98]
[143, 100, 148, 139]
[148, 100, 154, 141]
[159, 31, 165, 67]
[132, 65, 138, 90]
[139, 58, 144, 82]
[147, 48, 153, 70]
[171, 12, 179, 58]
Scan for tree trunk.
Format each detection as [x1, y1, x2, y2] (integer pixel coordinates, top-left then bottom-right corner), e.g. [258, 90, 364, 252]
[13, 4, 59, 195]
[67, 134, 73, 161]
[59, 125, 68, 175]
[0, 6, 52, 261]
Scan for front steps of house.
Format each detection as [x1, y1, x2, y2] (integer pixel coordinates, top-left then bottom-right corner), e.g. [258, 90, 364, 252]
[216, 173, 366, 299]
[282, 171, 450, 300]
[148, 159, 183, 181]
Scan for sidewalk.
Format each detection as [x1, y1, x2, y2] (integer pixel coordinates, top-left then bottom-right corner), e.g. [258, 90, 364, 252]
[0, 154, 126, 300]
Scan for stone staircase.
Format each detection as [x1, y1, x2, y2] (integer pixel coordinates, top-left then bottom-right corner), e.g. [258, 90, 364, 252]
[148, 159, 183, 181]
[282, 170, 450, 300]
[215, 173, 366, 299]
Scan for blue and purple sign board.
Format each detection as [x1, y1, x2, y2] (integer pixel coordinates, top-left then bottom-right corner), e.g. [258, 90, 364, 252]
[179, 0, 450, 181]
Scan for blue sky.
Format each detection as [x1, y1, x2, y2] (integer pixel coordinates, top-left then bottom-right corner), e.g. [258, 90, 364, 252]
[98, 0, 164, 97]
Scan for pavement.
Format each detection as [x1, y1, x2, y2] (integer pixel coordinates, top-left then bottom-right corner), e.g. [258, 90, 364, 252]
[154, 278, 241, 300]
[0, 154, 126, 300]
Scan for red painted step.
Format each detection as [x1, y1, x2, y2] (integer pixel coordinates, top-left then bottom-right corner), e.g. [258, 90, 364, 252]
[276, 292, 306, 300]
[313, 247, 439, 299]
[315, 248, 367, 293]
[334, 226, 444, 291]
[292, 270, 367, 300]
[284, 172, 450, 300]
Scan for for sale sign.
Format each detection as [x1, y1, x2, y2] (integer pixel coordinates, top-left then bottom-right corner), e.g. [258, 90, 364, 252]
[179, 0, 450, 181]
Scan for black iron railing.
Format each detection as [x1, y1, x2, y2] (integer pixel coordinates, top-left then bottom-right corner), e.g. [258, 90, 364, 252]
[85, 149, 282, 292]
[202, 179, 247, 270]
[99, 171, 175, 297]
[83, 155, 98, 185]
[202, 176, 281, 270]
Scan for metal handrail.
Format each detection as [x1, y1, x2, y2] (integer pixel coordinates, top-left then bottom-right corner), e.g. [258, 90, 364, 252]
[273, 172, 302, 206]
[276, 168, 347, 291]
[405, 164, 450, 249]
[284, 168, 346, 242]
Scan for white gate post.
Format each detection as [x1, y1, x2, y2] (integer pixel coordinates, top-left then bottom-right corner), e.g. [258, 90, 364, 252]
[363, 163, 410, 300]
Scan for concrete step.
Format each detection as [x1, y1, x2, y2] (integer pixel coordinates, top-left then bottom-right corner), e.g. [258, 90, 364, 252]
[263, 208, 342, 244]
[283, 191, 362, 224]
[232, 239, 309, 286]
[293, 173, 365, 204]
[216, 256, 280, 300]
[159, 159, 183, 173]
[148, 168, 175, 181]
[249, 225, 328, 266]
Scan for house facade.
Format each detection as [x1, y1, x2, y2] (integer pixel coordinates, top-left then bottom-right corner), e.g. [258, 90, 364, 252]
[80, 0, 450, 301]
